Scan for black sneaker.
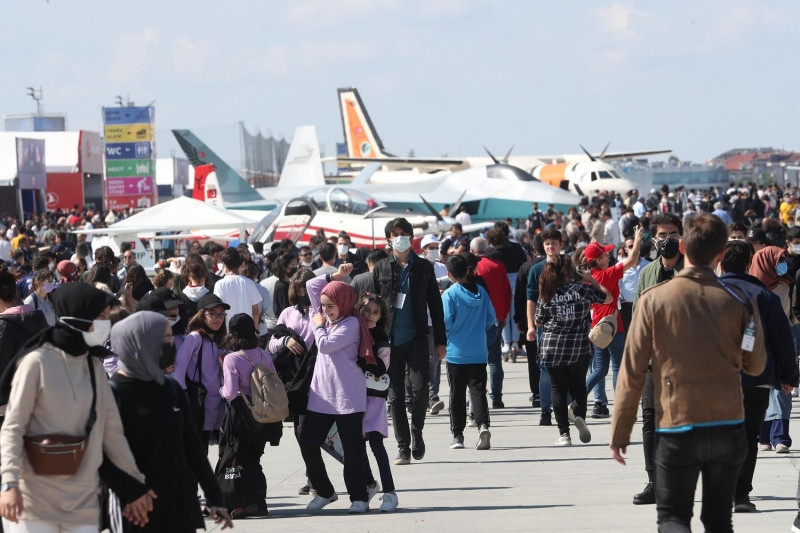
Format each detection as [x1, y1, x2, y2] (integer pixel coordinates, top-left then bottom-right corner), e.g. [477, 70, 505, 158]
[532, 395, 541, 408]
[394, 447, 411, 465]
[450, 435, 465, 449]
[733, 496, 757, 513]
[231, 504, 269, 519]
[633, 482, 656, 505]
[411, 431, 426, 460]
[539, 411, 552, 426]
[491, 401, 505, 409]
[298, 483, 311, 495]
[591, 402, 610, 419]
[792, 511, 800, 533]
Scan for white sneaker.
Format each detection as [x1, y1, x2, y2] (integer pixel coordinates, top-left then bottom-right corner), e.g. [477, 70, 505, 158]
[467, 413, 477, 427]
[476, 425, 491, 450]
[573, 416, 592, 443]
[367, 481, 381, 504]
[307, 493, 338, 511]
[757, 442, 772, 451]
[380, 492, 399, 512]
[348, 500, 369, 514]
[793, 387, 799, 398]
[776, 443, 790, 454]
[554, 434, 572, 446]
[567, 402, 576, 423]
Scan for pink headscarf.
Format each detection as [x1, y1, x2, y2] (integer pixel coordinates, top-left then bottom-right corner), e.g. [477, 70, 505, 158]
[321, 281, 376, 365]
[749, 246, 789, 291]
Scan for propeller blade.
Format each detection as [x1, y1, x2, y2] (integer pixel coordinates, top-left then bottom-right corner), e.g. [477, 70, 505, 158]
[579, 144, 596, 162]
[483, 146, 500, 164]
[502, 144, 515, 163]
[599, 142, 611, 159]
[419, 195, 444, 222]
[448, 190, 467, 218]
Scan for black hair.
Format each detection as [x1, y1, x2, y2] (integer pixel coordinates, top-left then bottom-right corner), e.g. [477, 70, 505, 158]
[721, 240, 753, 274]
[446, 254, 468, 279]
[366, 248, 388, 266]
[318, 242, 337, 263]
[650, 212, 683, 236]
[221, 247, 243, 271]
[383, 217, 414, 238]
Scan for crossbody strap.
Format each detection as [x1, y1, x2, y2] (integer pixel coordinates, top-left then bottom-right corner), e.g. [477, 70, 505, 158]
[85, 357, 97, 437]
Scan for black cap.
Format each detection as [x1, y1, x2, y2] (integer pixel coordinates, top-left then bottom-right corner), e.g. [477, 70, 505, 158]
[746, 228, 767, 244]
[136, 288, 183, 314]
[197, 293, 231, 311]
[228, 313, 258, 345]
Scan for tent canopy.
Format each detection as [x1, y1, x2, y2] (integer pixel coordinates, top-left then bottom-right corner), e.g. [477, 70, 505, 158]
[78, 196, 257, 235]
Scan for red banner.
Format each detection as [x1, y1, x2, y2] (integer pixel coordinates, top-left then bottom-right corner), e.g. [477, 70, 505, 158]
[46, 172, 84, 211]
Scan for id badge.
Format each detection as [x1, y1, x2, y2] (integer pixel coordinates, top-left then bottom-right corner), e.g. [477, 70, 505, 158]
[741, 319, 756, 352]
[394, 293, 406, 309]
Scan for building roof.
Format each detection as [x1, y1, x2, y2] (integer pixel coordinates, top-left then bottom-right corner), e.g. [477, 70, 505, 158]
[0, 131, 102, 186]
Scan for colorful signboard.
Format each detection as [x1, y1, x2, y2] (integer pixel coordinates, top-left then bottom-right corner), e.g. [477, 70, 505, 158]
[103, 105, 156, 211]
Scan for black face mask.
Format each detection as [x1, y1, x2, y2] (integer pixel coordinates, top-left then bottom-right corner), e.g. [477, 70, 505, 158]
[287, 268, 298, 278]
[158, 342, 177, 370]
[296, 294, 311, 308]
[654, 237, 680, 260]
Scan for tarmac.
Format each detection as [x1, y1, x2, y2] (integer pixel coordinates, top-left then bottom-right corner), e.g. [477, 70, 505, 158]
[203, 355, 800, 533]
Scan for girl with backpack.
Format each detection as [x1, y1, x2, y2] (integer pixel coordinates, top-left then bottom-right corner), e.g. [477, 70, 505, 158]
[300, 263, 372, 513]
[216, 313, 282, 519]
[356, 292, 399, 512]
[172, 293, 229, 449]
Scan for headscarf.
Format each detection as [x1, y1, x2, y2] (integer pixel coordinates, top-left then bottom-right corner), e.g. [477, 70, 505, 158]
[749, 245, 789, 291]
[112, 311, 168, 385]
[0, 283, 114, 406]
[321, 281, 376, 365]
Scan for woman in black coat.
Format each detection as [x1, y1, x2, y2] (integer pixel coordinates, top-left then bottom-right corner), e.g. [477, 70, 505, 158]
[110, 311, 233, 531]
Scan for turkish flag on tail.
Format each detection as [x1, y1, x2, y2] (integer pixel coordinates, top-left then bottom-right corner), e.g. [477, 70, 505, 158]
[192, 164, 215, 201]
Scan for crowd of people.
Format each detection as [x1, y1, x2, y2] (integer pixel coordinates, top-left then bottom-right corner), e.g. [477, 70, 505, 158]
[0, 182, 799, 530]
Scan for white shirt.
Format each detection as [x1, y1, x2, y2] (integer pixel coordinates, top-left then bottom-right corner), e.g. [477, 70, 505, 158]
[0, 239, 10, 261]
[259, 275, 278, 330]
[455, 211, 472, 227]
[213, 272, 262, 328]
[604, 218, 620, 247]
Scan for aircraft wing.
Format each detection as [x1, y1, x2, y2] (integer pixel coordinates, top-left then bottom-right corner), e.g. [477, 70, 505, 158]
[333, 156, 467, 171]
[599, 149, 672, 161]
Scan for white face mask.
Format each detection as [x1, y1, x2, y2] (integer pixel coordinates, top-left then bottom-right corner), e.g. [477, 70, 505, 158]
[301, 260, 314, 267]
[59, 317, 111, 347]
[217, 262, 224, 273]
[392, 235, 412, 253]
[48, 262, 55, 271]
[167, 316, 180, 327]
[425, 248, 440, 263]
[792, 244, 800, 255]
[337, 244, 350, 256]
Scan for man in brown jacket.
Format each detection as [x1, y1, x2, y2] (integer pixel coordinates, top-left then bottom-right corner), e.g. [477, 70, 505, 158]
[610, 213, 767, 533]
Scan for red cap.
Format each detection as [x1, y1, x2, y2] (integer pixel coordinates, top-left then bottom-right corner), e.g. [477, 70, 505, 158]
[584, 242, 615, 262]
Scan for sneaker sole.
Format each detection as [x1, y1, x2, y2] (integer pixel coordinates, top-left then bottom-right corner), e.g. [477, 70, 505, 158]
[429, 401, 445, 415]
[573, 417, 592, 443]
[380, 505, 398, 513]
[476, 430, 491, 450]
[450, 443, 465, 449]
[307, 495, 338, 511]
[393, 457, 411, 465]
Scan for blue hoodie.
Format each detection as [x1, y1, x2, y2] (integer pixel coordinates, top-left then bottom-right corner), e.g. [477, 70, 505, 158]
[442, 282, 497, 365]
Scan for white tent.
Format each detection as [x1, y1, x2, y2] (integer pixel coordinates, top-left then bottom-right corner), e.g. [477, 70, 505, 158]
[104, 196, 255, 235]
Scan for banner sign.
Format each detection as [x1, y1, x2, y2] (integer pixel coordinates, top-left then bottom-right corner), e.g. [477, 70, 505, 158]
[16, 138, 47, 190]
[103, 105, 156, 211]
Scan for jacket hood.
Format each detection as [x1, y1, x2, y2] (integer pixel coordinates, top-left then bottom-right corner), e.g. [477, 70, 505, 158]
[0, 310, 47, 335]
[449, 282, 485, 307]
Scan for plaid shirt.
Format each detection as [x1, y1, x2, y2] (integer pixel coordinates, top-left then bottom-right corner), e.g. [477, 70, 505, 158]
[535, 282, 606, 367]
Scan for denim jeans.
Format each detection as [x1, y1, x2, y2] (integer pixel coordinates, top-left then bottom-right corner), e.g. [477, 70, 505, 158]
[654, 424, 746, 533]
[487, 325, 504, 403]
[585, 330, 626, 405]
[501, 272, 519, 345]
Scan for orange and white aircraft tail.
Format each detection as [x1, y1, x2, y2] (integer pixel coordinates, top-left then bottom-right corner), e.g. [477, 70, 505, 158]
[338, 87, 394, 159]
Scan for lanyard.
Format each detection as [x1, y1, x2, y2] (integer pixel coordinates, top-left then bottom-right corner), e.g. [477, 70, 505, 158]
[715, 277, 754, 316]
[398, 253, 413, 292]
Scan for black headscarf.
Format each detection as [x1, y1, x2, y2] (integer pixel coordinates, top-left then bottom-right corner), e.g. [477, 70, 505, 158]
[0, 283, 115, 406]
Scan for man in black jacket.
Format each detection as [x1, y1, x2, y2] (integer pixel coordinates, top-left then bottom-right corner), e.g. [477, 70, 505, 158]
[720, 240, 799, 513]
[373, 218, 446, 465]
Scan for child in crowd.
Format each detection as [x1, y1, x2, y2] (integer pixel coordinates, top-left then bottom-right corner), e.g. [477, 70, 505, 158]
[356, 292, 399, 512]
[442, 255, 497, 450]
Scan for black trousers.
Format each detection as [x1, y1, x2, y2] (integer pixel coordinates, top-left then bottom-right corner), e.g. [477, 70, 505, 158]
[549, 356, 591, 436]
[642, 367, 656, 482]
[299, 410, 368, 502]
[655, 425, 746, 533]
[388, 336, 430, 449]
[447, 362, 490, 436]
[734, 387, 770, 500]
[519, 328, 540, 397]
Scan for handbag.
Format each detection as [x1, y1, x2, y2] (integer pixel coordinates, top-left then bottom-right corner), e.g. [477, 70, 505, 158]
[589, 311, 618, 349]
[23, 357, 97, 476]
[286, 345, 318, 415]
[185, 338, 208, 429]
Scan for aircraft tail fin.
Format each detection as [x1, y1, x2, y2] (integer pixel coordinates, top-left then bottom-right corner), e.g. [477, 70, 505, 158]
[337, 87, 393, 159]
[277, 126, 326, 189]
[192, 163, 224, 206]
[172, 129, 262, 204]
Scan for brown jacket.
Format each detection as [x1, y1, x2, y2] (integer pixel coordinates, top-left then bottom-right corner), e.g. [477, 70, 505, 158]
[610, 267, 767, 448]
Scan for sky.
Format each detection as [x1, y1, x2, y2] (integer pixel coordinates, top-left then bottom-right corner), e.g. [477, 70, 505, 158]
[1, 0, 798, 171]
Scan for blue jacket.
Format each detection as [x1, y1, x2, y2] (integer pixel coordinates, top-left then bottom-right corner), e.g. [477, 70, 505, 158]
[442, 282, 497, 365]
[720, 273, 800, 389]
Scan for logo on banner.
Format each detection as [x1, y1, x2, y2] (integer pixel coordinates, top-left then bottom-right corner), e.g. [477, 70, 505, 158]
[46, 192, 59, 208]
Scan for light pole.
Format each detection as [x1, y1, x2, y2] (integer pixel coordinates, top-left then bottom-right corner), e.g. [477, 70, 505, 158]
[26, 86, 42, 114]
